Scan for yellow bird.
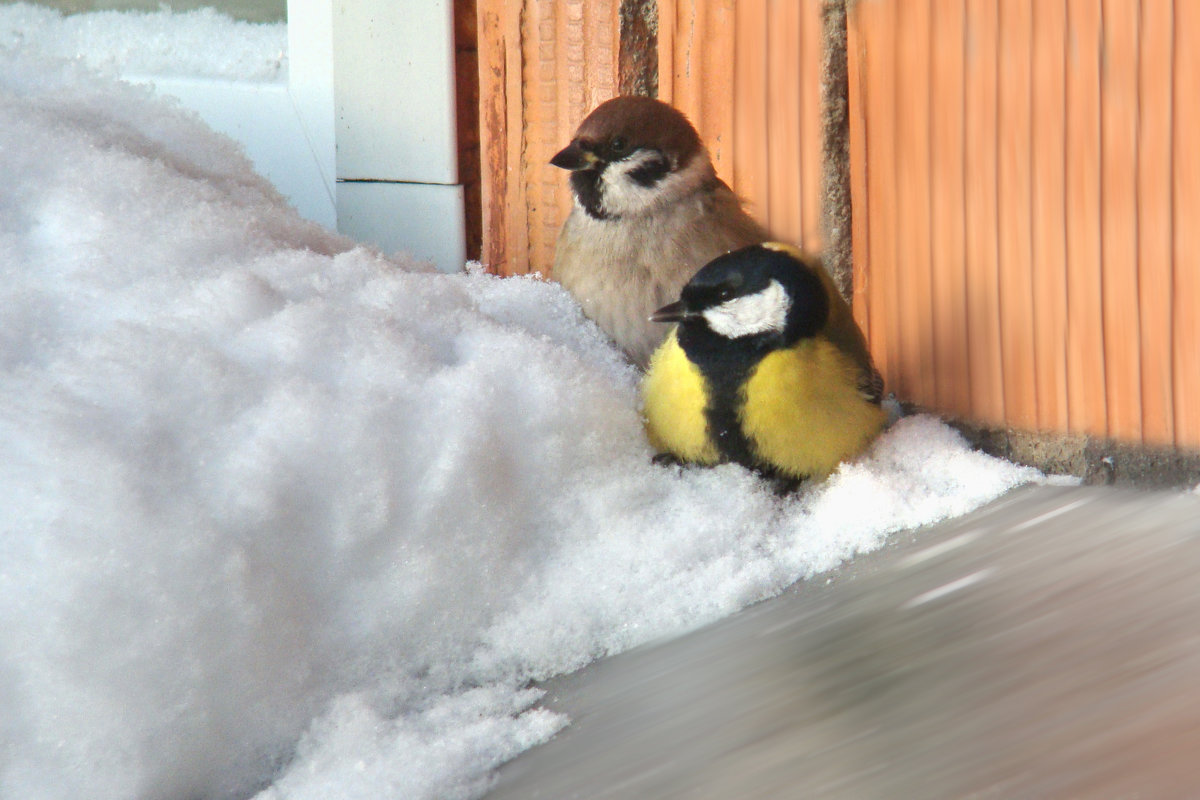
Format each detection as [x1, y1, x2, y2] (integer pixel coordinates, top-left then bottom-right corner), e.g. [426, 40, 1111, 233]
[641, 243, 886, 481]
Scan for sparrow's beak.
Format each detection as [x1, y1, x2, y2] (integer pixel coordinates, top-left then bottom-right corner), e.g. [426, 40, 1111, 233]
[550, 141, 598, 171]
[650, 300, 696, 324]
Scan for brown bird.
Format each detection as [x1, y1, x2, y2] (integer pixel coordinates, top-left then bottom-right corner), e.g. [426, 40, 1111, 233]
[550, 96, 879, 397]
[550, 96, 767, 367]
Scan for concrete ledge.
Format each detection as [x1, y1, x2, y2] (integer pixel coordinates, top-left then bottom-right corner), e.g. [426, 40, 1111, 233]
[945, 417, 1200, 490]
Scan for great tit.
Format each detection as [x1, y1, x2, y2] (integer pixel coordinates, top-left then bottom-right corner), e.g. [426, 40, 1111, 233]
[551, 96, 769, 367]
[641, 242, 886, 481]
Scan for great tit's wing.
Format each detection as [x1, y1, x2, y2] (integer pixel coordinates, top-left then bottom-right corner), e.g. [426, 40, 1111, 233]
[858, 364, 885, 406]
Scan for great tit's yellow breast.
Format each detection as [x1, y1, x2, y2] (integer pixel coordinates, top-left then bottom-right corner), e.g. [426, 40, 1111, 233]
[740, 339, 887, 479]
[641, 329, 720, 464]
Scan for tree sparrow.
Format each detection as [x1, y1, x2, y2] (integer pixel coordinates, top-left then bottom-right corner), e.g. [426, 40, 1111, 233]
[550, 96, 768, 367]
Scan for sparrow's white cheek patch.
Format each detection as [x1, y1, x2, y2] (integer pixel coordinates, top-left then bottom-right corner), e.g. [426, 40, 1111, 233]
[702, 280, 792, 338]
[599, 151, 707, 217]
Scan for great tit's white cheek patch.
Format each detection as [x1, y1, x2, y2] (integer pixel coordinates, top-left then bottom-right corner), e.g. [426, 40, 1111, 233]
[702, 280, 791, 338]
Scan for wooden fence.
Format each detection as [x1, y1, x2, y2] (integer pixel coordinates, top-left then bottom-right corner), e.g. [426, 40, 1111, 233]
[472, 0, 1199, 451]
[848, 0, 1198, 449]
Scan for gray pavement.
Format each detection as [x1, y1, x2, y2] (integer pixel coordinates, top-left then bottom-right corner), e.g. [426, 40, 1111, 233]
[488, 484, 1200, 799]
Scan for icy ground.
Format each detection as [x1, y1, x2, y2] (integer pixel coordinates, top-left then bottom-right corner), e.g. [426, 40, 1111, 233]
[2, 22, 1044, 800]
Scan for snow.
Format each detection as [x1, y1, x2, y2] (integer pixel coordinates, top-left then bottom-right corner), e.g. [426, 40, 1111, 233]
[1, 21, 1045, 800]
[0, 3, 286, 81]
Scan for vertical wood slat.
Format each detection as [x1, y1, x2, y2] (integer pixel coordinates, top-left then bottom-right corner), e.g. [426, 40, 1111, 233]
[1031, 0, 1070, 434]
[963, 0, 1005, 425]
[894, 0, 936, 409]
[847, 0, 872, 347]
[859, 0, 899, 391]
[659, 0, 826, 254]
[929, 0, 970, 417]
[997, 0, 1038, 430]
[1064, 0, 1108, 436]
[766, 0, 801, 244]
[477, 1, 513, 274]
[1138, 0, 1174, 446]
[454, 0, 482, 262]
[1174, 1, 1200, 447]
[734, 0, 769, 225]
[659, 0, 737, 178]
[799, 0, 824, 252]
[1100, 0, 1142, 440]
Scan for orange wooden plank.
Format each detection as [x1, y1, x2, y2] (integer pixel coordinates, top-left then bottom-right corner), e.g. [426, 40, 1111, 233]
[660, 0, 738, 187]
[1029, 0, 1069, 433]
[476, 1, 510, 273]
[1173, 0, 1200, 449]
[799, 0, 824, 252]
[963, 0, 1005, 425]
[705, 1, 738, 181]
[1138, 0, 1175, 446]
[860, 0, 901, 392]
[1064, 0, 1107, 436]
[997, 0, 1038, 430]
[929, 0, 971, 417]
[525, 0, 559, 274]
[1100, 0, 1143, 442]
[766, 0, 802, 244]
[504, 2, 530, 275]
[847, 0, 873, 347]
[734, 0, 769, 228]
[893, 0, 936, 407]
[658, 0, 677, 101]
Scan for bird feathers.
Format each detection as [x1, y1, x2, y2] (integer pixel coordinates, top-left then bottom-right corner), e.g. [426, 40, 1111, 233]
[739, 340, 887, 479]
[641, 243, 887, 482]
[641, 329, 719, 464]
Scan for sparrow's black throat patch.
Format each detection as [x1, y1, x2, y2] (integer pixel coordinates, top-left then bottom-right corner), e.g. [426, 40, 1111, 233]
[569, 169, 609, 220]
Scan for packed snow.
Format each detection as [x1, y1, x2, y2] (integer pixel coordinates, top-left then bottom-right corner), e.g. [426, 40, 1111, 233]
[1, 19, 1045, 800]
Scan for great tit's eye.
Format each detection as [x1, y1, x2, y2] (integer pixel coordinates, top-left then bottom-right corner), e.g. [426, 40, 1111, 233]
[610, 136, 628, 154]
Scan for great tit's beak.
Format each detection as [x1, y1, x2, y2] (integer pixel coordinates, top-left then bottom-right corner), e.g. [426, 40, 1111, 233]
[550, 141, 599, 171]
[650, 300, 695, 324]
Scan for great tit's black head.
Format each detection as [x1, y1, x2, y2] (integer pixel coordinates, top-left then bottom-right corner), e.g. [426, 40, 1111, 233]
[651, 243, 830, 346]
[550, 97, 709, 220]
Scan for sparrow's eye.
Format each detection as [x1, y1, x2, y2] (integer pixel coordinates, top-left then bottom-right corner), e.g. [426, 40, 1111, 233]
[609, 136, 629, 154]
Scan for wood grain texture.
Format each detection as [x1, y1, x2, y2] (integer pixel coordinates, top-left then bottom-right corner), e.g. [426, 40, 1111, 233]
[847, 0, 872, 345]
[1100, 0, 1143, 440]
[800, 0, 824, 253]
[1137, 0, 1175, 446]
[859, 0, 900, 391]
[766, 0, 802, 244]
[963, 0, 1005, 425]
[1030, 0, 1070, 434]
[997, 0, 1038, 430]
[893, 0, 936, 408]
[928, 0, 970, 417]
[733, 0, 769, 225]
[1064, 0, 1108, 436]
[1173, 0, 1200, 448]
